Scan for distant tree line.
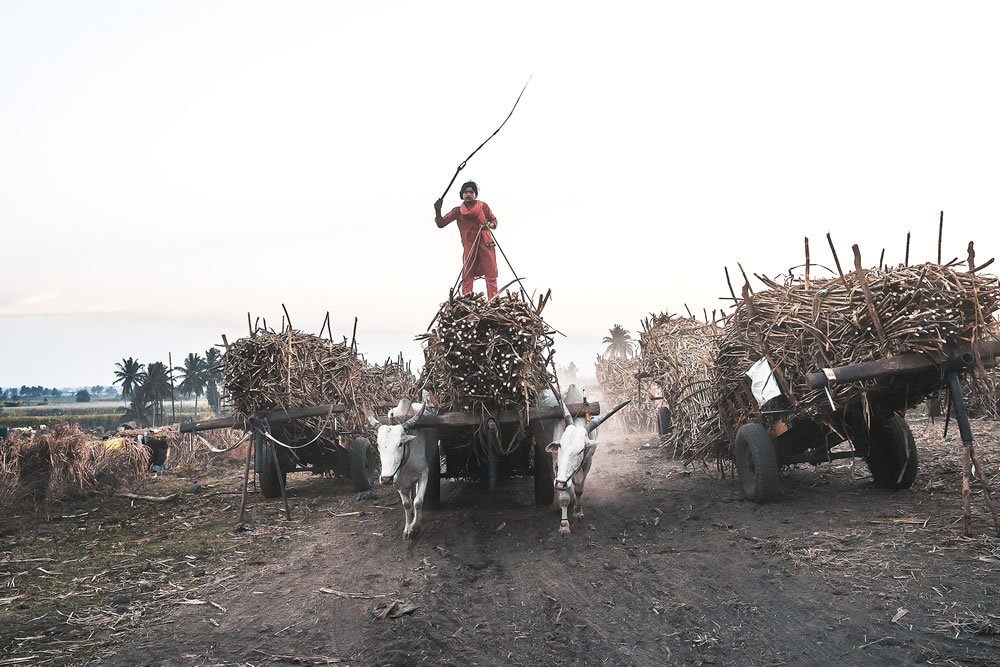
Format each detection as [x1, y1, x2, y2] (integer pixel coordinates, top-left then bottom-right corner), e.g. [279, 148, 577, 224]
[0, 385, 121, 401]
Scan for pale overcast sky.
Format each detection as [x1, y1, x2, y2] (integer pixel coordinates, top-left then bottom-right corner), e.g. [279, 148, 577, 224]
[2, 1, 999, 388]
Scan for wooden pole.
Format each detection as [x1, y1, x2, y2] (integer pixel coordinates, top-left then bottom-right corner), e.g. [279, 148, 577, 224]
[938, 211, 944, 264]
[238, 430, 255, 524]
[737, 263, 753, 294]
[804, 237, 810, 290]
[724, 267, 739, 303]
[852, 245, 888, 352]
[826, 233, 849, 289]
[905, 232, 911, 267]
[168, 351, 176, 424]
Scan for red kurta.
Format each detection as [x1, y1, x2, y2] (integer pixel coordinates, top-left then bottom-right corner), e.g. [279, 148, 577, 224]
[436, 200, 498, 281]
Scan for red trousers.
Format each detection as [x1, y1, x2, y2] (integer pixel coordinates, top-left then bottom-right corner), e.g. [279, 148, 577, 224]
[462, 273, 498, 299]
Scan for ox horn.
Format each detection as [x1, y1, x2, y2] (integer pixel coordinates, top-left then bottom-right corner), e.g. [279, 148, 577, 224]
[402, 402, 426, 430]
[367, 415, 381, 428]
[562, 399, 574, 427]
[585, 400, 631, 433]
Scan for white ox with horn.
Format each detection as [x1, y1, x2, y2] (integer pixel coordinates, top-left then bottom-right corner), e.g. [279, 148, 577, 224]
[543, 390, 630, 534]
[367, 399, 431, 539]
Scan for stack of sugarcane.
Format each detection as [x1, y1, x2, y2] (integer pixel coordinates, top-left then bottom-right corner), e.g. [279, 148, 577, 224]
[639, 312, 720, 457]
[691, 244, 1000, 462]
[363, 354, 418, 405]
[223, 317, 413, 444]
[594, 355, 656, 433]
[417, 291, 556, 414]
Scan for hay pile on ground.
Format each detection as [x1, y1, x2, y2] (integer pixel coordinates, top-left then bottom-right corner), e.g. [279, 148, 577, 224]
[417, 291, 556, 414]
[594, 356, 655, 433]
[639, 312, 720, 456]
[0, 425, 149, 509]
[692, 257, 1000, 461]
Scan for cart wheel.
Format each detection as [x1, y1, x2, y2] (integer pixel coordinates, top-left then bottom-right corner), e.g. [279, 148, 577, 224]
[259, 442, 287, 499]
[534, 441, 555, 506]
[865, 414, 918, 490]
[734, 423, 778, 503]
[424, 431, 441, 510]
[349, 438, 374, 493]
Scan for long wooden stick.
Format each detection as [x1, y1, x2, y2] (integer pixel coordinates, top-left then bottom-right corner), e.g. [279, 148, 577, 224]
[938, 211, 944, 264]
[238, 430, 255, 524]
[724, 267, 738, 303]
[852, 245, 888, 352]
[804, 237, 811, 290]
[827, 233, 848, 289]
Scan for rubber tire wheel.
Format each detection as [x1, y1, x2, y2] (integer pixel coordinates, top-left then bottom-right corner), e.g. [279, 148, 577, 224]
[734, 423, 779, 503]
[349, 438, 373, 493]
[259, 442, 287, 499]
[865, 414, 918, 490]
[534, 441, 555, 506]
[424, 432, 441, 510]
[656, 407, 673, 436]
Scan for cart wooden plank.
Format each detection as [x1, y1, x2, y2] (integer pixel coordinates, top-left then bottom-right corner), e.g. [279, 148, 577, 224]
[379, 402, 603, 428]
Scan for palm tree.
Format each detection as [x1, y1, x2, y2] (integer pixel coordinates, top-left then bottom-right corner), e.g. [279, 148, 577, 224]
[113, 357, 146, 399]
[602, 325, 635, 360]
[175, 353, 208, 415]
[141, 361, 174, 426]
[123, 384, 154, 427]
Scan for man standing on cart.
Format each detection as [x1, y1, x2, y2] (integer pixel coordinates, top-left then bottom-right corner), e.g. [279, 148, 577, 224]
[434, 181, 499, 299]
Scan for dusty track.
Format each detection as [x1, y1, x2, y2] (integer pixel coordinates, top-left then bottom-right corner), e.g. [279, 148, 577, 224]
[103, 418, 1000, 666]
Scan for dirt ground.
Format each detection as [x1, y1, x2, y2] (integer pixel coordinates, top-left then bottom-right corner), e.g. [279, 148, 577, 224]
[4, 414, 1000, 666]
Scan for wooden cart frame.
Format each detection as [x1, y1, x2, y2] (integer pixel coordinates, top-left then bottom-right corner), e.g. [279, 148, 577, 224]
[385, 401, 604, 508]
[721, 340, 1000, 504]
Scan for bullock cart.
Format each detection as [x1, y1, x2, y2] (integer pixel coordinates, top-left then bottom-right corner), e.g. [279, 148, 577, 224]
[722, 339, 1000, 507]
[180, 402, 388, 501]
[383, 401, 604, 508]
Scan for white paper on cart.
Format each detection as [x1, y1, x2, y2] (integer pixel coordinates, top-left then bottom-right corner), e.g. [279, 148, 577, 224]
[746, 357, 782, 406]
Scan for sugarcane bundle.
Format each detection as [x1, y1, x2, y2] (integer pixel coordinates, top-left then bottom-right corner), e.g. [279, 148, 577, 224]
[417, 291, 556, 414]
[223, 321, 380, 444]
[594, 356, 656, 433]
[364, 355, 418, 406]
[691, 256, 1000, 461]
[639, 312, 720, 456]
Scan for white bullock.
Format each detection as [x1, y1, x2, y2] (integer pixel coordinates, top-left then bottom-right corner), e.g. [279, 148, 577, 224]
[367, 400, 431, 539]
[541, 389, 629, 534]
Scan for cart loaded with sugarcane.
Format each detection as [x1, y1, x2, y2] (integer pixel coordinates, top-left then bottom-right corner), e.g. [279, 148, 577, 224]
[179, 309, 416, 519]
[404, 290, 625, 508]
[690, 231, 1000, 536]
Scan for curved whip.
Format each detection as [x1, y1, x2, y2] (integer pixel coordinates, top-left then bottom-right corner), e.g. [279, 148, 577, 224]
[438, 76, 532, 202]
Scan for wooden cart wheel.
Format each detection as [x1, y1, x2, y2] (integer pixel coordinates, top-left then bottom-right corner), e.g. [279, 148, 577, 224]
[656, 407, 672, 437]
[865, 414, 918, 490]
[259, 441, 287, 499]
[349, 438, 373, 493]
[734, 423, 778, 503]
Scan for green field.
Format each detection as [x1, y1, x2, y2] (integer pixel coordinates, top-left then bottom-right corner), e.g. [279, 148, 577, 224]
[0, 399, 215, 430]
